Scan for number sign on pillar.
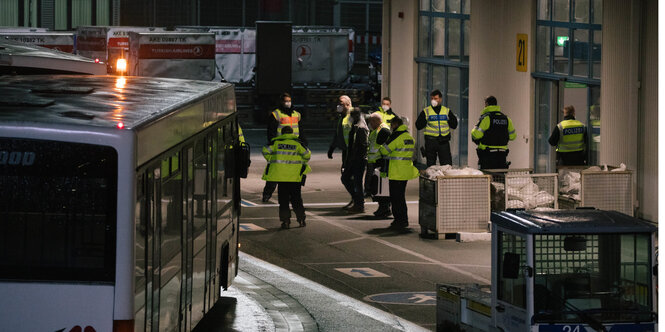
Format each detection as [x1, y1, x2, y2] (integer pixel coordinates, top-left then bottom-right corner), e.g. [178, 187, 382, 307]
[516, 34, 528, 72]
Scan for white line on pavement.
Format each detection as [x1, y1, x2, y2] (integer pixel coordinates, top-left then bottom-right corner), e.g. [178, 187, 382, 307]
[304, 210, 492, 285]
[304, 261, 491, 268]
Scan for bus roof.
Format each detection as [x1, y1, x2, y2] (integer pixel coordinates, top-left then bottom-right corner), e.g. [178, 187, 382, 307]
[491, 209, 657, 234]
[0, 75, 236, 166]
[0, 74, 234, 130]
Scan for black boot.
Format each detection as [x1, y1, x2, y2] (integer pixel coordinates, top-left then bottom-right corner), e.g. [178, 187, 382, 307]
[280, 220, 290, 229]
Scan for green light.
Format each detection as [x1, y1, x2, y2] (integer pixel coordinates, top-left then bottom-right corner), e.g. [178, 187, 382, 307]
[556, 36, 569, 47]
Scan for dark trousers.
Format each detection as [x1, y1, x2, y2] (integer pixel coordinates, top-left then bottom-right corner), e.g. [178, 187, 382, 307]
[277, 182, 305, 222]
[557, 151, 587, 166]
[389, 180, 408, 226]
[375, 196, 391, 211]
[424, 136, 452, 166]
[263, 181, 277, 198]
[341, 160, 366, 205]
[477, 149, 509, 169]
[363, 163, 374, 195]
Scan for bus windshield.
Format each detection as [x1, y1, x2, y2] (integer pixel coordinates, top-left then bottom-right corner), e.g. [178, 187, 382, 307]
[533, 233, 653, 323]
[0, 138, 117, 282]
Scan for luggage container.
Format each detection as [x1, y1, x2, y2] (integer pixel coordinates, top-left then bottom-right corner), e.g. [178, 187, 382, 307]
[418, 175, 491, 239]
[76, 26, 165, 73]
[292, 30, 349, 84]
[0, 32, 75, 53]
[127, 32, 216, 81]
[558, 165, 635, 216]
[0, 38, 105, 75]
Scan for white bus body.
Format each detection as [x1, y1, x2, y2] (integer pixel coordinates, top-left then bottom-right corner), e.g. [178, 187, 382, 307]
[0, 75, 240, 332]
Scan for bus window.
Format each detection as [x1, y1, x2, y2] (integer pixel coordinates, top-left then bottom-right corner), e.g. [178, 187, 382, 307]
[0, 138, 117, 282]
[497, 232, 526, 308]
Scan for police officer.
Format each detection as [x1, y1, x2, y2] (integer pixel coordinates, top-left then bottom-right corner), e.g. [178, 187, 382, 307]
[263, 93, 306, 202]
[262, 126, 311, 229]
[548, 105, 587, 166]
[415, 90, 458, 166]
[379, 116, 420, 231]
[366, 112, 392, 218]
[374, 97, 397, 124]
[471, 96, 516, 169]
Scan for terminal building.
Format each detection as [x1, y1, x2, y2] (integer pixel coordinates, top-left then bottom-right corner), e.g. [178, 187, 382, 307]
[381, 0, 657, 222]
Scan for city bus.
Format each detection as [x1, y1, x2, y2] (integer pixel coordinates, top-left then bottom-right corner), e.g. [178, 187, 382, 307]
[0, 75, 241, 332]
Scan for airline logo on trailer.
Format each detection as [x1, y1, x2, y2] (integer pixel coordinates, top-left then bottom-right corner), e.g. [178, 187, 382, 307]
[139, 44, 215, 59]
[107, 37, 129, 48]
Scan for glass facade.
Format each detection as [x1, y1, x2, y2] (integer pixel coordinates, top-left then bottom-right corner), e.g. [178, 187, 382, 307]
[416, 0, 470, 166]
[534, 0, 601, 172]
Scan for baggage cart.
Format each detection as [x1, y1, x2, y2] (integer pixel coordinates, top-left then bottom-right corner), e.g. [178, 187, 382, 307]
[558, 165, 634, 216]
[419, 175, 491, 239]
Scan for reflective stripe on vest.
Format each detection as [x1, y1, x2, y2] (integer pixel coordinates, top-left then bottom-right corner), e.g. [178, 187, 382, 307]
[368, 122, 390, 163]
[423, 106, 450, 137]
[557, 119, 585, 152]
[273, 108, 301, 137]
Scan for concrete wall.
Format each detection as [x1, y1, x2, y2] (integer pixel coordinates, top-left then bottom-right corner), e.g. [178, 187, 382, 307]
[468, 0, 534, 168]
[601, 0, 657, 221]
[384, 0, 418, 132]
[637, 0, 658, 221]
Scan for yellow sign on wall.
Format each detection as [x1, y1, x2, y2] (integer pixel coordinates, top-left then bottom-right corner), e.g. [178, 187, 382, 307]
[516, 34, 528, 72]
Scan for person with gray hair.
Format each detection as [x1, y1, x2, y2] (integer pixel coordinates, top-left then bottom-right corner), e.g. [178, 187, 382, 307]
[365, 112, 393, 218]
[329, 95, 354, 208]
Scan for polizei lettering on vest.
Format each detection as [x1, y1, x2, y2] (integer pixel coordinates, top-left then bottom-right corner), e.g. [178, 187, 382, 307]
[563, 127, 585, 135]
[492, 119, 508, 125]
[278, 144, 297, 150]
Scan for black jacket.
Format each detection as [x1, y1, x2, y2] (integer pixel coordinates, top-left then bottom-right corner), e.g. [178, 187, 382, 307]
[344, 120, 369, 166]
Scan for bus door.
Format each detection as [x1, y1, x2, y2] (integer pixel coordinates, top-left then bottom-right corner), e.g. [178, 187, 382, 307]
[190, 139, 209, 325]
[180, 146, 194, 331]
[495, 231, 529, 332]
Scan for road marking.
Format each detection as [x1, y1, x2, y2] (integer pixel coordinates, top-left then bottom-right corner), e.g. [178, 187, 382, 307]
[335, 267, 389, 278]
[239, 223, 267, 231]
[364, 292, 437, 305]
[305, 261, 490, 268]
[305, 210, 491, 284]
[241, 199, 257, 207]
[328, 236, 369, 245]
[242, 201, 418, 208]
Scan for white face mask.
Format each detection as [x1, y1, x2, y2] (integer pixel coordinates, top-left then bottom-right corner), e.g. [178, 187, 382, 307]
[431, 99, 438, 107]
[381, 104, 390, 111]
[336, 104, 345, 113]
[284, 102, 291, 108]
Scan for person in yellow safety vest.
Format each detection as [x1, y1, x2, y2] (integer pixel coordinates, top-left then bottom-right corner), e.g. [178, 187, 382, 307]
[262, 126, 311, 229]
[263, 92, 306, 203]
[238, 125, 245, 143]
[548, 105, 587, 166]
[328, 95, 354, 208]
[471, 95, 516, 169]
[373, 96, 397, 124]
[379, 116, 420, 232]
[365, 112, 393, 218]
[415, 90, 458, 166]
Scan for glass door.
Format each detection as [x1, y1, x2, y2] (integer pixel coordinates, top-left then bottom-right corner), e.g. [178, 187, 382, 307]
[534, 79, 600, 172]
